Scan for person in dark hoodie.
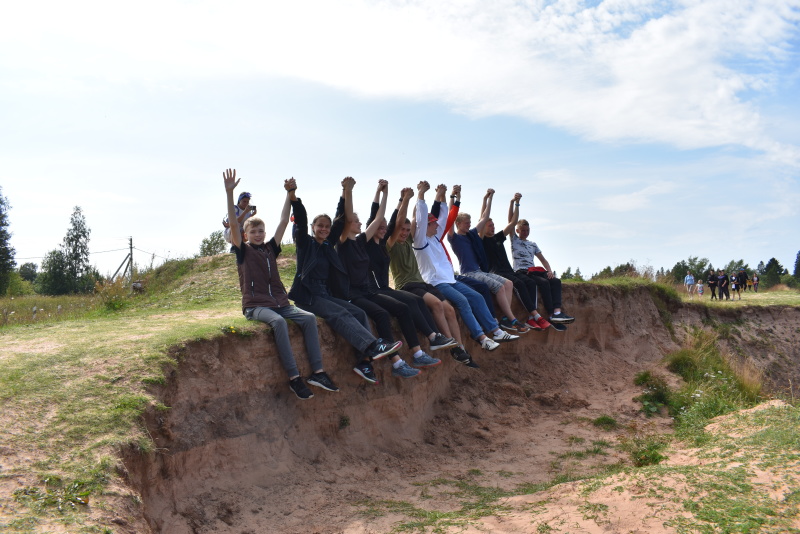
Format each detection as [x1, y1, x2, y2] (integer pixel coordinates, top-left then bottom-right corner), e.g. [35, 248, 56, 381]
[363, 180, 458, 356]
[288, 176, 402, 385]
[223, 169, 337, 400]
[717, 269, 730, 301]
[707, 269, 718, 300]
[335, 177, 426, 379]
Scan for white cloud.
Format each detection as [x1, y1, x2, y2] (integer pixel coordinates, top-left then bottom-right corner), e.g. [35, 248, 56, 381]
[597, 182, 676, 211]
[3, 0, 799, 162]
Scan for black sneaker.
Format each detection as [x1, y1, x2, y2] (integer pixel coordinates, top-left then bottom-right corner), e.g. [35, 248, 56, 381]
[429, 333, 458, 351]
[289, 377, 314, 399]
[366, 339, 403, 360]
[451, 346, 480, 368]
[549, 311, 575, 324]
[551, 323, 568, 332]
[307, 371, 339, 392]
[353, 362, 379, 384]
[498, 317, 517, 332]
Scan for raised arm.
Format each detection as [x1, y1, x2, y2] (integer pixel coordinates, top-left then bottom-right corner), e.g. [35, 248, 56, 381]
[365, 180, 388, 240]
[475, 188, 494, 235]
[272, 178, 296, 244]
[503, 193, 521, 236]
[387, 187, 413, 247]
[223, 168, 242, 248]
[444, 184, 460, 239]
[413, 181, 430, 245]
[341, 177, 356, 244]
[366, 180, 383, 227]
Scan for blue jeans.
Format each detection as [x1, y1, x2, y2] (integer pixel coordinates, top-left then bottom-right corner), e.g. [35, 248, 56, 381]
[435, 281, 499, 339]
[246, 305, 323, 378]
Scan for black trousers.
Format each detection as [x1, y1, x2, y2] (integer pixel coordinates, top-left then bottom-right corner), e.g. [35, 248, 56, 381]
[351, 292, 421, 349]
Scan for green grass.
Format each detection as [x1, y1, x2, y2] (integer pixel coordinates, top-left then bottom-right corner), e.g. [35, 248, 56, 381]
[0, 253, 254, 532]
[666, 329, 763, 443]
[1, 253, 797, 533]
[679, 285, 800, 306]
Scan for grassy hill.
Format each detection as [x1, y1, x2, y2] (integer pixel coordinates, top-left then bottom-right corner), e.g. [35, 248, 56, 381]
[1, 250, 799, 533]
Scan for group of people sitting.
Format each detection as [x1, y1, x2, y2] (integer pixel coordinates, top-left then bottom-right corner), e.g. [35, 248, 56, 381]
[222, 170, 576, 400]
[684, 269, 759, 301]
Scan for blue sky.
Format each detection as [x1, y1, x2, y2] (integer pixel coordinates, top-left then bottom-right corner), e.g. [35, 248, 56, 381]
[2, 0, 799, 278]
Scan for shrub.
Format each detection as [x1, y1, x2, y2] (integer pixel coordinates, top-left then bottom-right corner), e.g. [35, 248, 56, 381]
[199, 230, 227, 257]
[95, 278, 128, 311]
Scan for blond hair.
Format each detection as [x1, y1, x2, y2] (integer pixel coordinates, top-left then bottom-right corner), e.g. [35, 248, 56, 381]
[455, 212, 471, 225]
[243, 217, 265, 232]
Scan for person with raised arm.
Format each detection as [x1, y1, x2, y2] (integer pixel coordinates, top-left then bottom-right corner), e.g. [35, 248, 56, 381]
[363, 181, 458, 354]
[222, 169, 337, 400]
[447, 187, 530, 334]
[386, 186, 476, 367]
[288, 176, 402, 385]
[437, 185, 498, 318]
[511, 218, 576, 330]
[335, 177, 427, 378]
[480, 192, 552, 331]
[412, 181, 518, 353]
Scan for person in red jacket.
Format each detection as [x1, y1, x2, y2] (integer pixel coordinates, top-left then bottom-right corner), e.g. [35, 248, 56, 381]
[223, 169, 339, 400]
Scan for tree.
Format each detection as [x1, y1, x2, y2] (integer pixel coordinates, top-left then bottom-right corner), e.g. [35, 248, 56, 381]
[669, 256, 710, 283]
[199, 230, 226, 257]
[18, 262, 38, 282]
[36, 249, 70, 295]
[62, 206, 91, 292]
[0, 187, 15, 295]
[574, 268, 584, 281]
[762, 257, 785, 289]
[793, 250, 800, 279]
[37, 206, 97, 295]
[723, 259, 748, 275]
[756, 260, 766, 275]
[561, 267, 574, 280]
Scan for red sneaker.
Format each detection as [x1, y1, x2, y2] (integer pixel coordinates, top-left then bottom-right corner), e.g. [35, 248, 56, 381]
[535, 316, 552, 330]
[526, 317, 543, 331]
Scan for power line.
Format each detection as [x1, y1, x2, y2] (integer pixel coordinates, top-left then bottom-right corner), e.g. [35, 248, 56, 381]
[15, 247, 131, 261]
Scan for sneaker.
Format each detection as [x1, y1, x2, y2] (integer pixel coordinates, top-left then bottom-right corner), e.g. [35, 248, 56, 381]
[492, 330, 519, 342]
[412, 352, 442, 368]
[353, 362, 379, 384]
[451, 346, 480, 368]
[429, 333, 458, 351]
[535, 316, 552, 330]
[366, 339, 403, 360]
[289, 377, 314, 400]
[498, 317, 516, 332]
[511, 320, 530, 334]
[481, 337, 500, 351]
[551, 322, 568, 332]
[307, 371, 339, 392]
[392, 360, 421, 378]
[550, 311, 575, 324]
[526, 317, 543, 331]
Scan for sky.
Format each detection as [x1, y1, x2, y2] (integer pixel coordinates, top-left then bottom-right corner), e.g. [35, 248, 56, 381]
[2, 0, 799, 279]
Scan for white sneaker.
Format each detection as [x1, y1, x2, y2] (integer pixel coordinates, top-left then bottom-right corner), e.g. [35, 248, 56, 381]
[492, 329, 519, 342]
[480, 338, 500, 351]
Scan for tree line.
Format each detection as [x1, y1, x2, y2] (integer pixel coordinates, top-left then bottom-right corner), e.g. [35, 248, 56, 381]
[2, 186, 798, 296]
[1, 186, 100, 296]
[561, 254, 800, 290]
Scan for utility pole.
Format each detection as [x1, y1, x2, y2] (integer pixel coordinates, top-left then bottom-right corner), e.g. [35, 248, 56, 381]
[128, 237, 134, 280]
[112, 236, 134, 281]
